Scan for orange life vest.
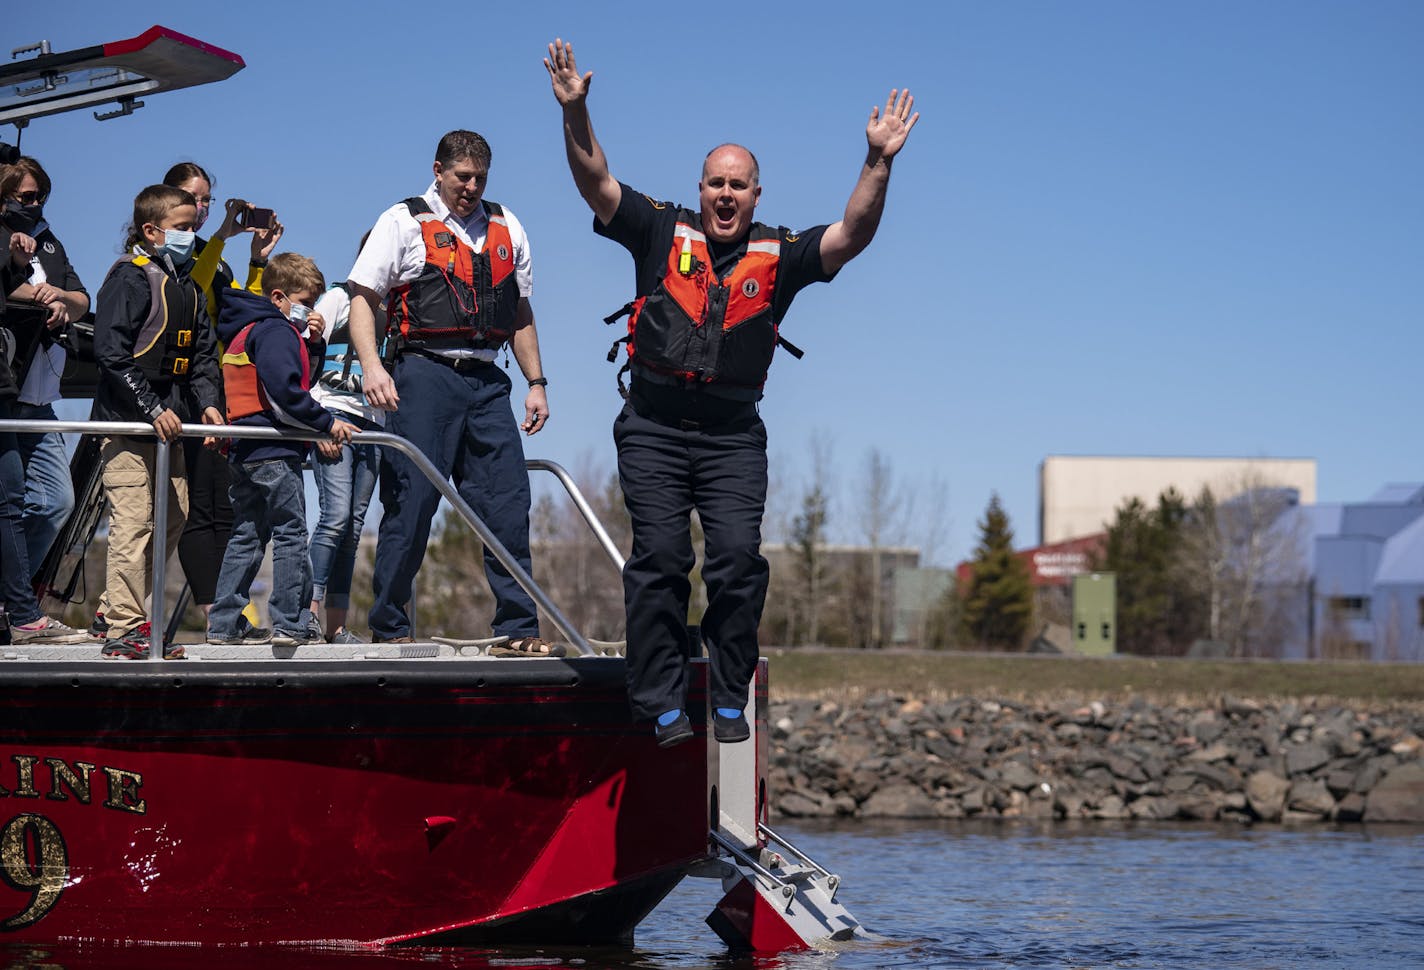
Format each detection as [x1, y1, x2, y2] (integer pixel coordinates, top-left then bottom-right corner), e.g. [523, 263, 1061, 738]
[608, 211, 790, 393]
[221, 317, 310, 423]
[385, 198, 519, 352]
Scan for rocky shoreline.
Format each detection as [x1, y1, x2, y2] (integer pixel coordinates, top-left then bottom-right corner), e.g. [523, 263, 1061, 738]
[767, 693, 1424, 824]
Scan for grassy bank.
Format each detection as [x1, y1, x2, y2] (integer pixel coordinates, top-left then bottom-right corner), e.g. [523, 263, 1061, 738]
[763, 648, 1424, 707]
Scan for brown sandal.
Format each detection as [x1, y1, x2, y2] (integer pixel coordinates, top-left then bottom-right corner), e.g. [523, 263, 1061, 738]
[491, 637, 567, 658]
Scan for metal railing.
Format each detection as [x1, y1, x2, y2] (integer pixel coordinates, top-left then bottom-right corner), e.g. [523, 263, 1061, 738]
[1, 417, 614, 659]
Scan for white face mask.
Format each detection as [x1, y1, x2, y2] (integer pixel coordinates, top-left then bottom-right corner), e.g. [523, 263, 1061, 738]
[288, 302, 311, 324]
[160, 228, 196, 264]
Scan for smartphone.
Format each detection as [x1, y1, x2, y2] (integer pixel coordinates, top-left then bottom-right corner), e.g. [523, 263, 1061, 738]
[239, 207, 275, 230]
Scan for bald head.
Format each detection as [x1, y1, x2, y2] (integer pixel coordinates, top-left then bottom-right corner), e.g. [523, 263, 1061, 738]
[702, 143, 760, 186]
[698, 144, 763, 243]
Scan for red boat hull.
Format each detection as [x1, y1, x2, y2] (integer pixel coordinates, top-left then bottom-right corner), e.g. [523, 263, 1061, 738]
[0, 657, 737, 947]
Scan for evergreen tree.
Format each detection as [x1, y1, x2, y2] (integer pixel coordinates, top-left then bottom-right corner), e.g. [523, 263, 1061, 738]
[960, 493, 1033, 649]
[1096, 488, 1202, 654]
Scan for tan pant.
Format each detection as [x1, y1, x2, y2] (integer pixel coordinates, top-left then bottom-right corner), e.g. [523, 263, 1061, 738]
[98, 437, 188, 637]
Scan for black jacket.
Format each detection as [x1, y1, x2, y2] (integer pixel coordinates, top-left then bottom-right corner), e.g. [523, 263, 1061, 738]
[91, 253, 220, 424]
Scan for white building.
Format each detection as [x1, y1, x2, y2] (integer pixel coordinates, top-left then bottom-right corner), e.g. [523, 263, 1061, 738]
[1039, 455, 1317, 545]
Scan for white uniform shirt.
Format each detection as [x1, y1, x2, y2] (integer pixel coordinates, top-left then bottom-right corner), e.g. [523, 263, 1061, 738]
[346, 181, 533, 362]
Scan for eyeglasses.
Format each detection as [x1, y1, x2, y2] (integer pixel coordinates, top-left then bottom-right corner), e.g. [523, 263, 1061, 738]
[192, 195, 215, 206]
[9, 191, 43, 205]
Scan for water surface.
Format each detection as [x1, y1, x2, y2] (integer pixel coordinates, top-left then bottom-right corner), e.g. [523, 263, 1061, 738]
[6, 820, 1420, 969]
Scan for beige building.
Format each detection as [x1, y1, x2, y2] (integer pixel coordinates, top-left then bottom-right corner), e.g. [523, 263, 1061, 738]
[1039, 456, 1317, 545]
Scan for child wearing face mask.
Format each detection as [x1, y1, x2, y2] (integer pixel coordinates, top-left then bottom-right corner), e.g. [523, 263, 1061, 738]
[91, 184, 224, 660]
[207, 253, 357, 646]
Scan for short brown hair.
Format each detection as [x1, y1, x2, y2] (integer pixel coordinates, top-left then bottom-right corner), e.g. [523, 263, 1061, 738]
[435, 130, 491, 169]
[262, 252, 325, 298]
[124, 184, 195, 250]
[0, 156, 52, 203]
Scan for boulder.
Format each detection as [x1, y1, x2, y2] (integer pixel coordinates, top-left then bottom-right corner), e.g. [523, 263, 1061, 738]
[861, 783, 939, 819]
[1285, 742, 1331, 776]
[1287, 778, 1336, 816]
[1364, 762, 1424, 824]
[1247, 770, 1291, 821]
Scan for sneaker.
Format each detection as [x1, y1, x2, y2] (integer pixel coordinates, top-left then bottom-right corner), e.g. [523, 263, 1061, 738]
[329, 628, 366, 645]
[237, 616, 272, 641]
[11, 616, 89, 645]
[88, 611, 109, 639]
[208, 627, 273, 645]
[101, 623, 185, 660]
[271, 630, 320, 646]
[655, 712, 694, 748]
[713, 710, 750, 744]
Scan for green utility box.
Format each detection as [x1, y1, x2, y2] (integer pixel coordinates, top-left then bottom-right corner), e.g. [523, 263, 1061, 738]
[1072, 572, 1116, 656]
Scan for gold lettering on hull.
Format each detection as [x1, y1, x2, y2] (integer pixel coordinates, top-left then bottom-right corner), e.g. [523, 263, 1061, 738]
[0, 755, 152, 931]
[0, 756, 144, 815]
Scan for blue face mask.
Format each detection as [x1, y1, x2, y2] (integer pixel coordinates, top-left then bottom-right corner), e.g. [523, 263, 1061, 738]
[160, 228, 196, 264]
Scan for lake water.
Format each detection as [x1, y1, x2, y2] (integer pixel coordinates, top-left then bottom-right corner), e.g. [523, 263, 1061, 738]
[5, 820, 1421, 969]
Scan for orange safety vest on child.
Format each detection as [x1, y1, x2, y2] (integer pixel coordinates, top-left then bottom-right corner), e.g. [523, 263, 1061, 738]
[384, 198, 520, 353]
[221, 317, 310, 422]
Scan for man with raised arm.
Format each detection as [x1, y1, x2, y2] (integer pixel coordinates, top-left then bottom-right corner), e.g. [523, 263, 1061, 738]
[344, 130, 558, 654]
[545, 38, 919, 746]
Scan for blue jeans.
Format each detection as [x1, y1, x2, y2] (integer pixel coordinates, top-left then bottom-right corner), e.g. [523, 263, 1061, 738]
[310, 412, 379, 610]
[14, 402, 75, 572]
[209, 457, 312, 637]
[369, 354, 536, 641]
[0, 400, 42, 626]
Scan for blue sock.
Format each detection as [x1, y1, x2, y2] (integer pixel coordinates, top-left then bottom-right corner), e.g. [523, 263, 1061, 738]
[717, 707, 742, 719]
[657, 709, 683, 727]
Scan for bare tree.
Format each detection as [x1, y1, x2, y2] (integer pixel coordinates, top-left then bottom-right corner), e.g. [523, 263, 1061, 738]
[856, 447, 910, 648]
[1178, 474, 1308, 658]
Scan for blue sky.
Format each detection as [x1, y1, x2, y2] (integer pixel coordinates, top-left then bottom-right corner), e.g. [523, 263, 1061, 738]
[8, 2, 1422, 565]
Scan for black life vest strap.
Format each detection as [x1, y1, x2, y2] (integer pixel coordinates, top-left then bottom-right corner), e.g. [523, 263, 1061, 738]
[777, 335, 805, 359]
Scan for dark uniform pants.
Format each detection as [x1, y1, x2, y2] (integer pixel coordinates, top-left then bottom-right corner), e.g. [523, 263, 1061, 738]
[615, 400, 769, 721]
[369, 353, 538, 641]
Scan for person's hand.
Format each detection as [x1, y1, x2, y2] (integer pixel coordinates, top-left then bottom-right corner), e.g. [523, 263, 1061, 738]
[305, 309, 326, 343]
[328, 418, 358, 447]
[216, 199, 248, 241]
[251, 219, 284, 262]
[30, 281, 61, 306]
[316, 439, 343, 460]
[362, 361, 399, 411]
[200, 405, 225, 450]
[865, 88, 919, 161]
[521, 385, 548, 435]
[153, 408, 183, 443]
[545, 39, 592, 107]
[9, 232, 35, 264]
[43, 300, 69, 328]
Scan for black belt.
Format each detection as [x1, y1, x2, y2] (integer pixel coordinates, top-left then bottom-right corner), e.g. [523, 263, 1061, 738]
[400, 348, 497, 374]
[628, 391, 758, 433]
